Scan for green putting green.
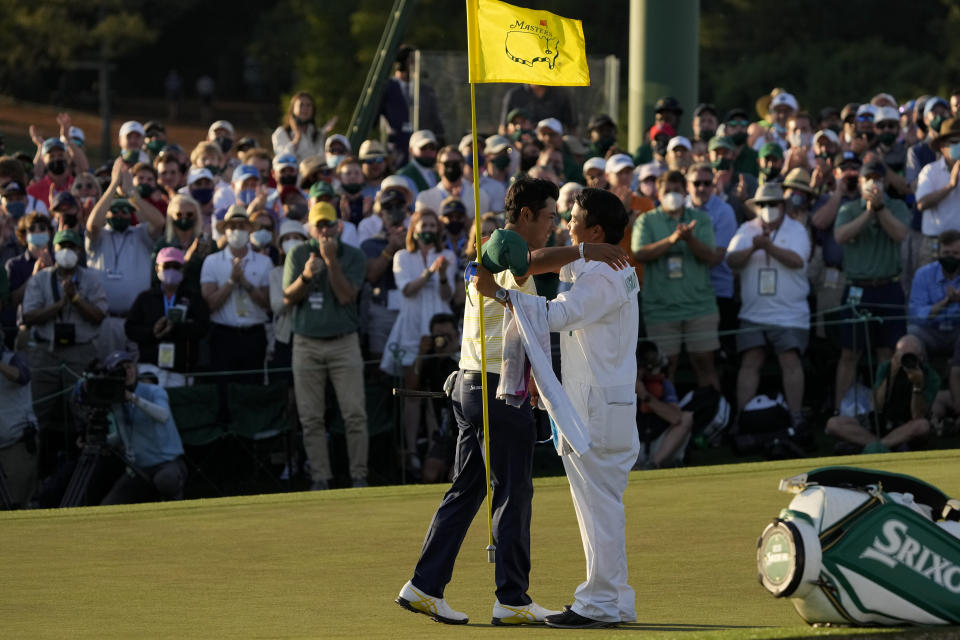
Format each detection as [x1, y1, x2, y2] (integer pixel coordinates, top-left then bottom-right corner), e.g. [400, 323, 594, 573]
[3, 451, 959, 639]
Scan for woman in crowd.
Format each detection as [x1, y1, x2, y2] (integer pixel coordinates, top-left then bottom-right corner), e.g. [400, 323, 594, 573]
[463, 212, 503, 261]
[3, 213, 53, 348]
[153, 194, 212, 290]
[272, 91, 328, 162]
[381, 209, 457, 475]
[249, 210, 279, 265]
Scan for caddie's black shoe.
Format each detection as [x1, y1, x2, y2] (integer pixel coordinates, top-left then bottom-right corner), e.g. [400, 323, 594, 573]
[544, 608, 617, 629]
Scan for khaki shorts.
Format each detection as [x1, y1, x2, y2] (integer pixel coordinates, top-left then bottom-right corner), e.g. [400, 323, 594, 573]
[646, 313, 720, 357]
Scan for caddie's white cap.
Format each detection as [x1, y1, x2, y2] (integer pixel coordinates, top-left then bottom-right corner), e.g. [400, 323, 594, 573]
[582, 157, 606, 174]
[409, 130, 437, 149]
[605, 153, 635, 174]
[536, 118, 563, 136]
[118, 121, 145, 142]
[666, 136, 692, 152]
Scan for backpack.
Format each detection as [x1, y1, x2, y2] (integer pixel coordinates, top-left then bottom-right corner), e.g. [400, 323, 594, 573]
[679, 386, 731, 448]
[732, 393, 806, 459]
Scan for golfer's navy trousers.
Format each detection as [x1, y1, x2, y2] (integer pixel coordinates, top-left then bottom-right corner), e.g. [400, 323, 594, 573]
[412, 370, 537, 606]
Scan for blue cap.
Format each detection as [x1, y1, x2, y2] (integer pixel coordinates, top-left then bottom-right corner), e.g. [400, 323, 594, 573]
[273, 153, 298, 170]
[232, 164, 260, 186]
[42, 138, 65, 154]
[924, 97, 949, 118]
[104, 350, 137, 370]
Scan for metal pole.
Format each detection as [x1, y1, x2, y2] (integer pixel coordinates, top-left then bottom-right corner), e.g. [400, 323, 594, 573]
[627, 0, 644, 152]
[604, 55, 620, 124]
[412, 49, 421, 132]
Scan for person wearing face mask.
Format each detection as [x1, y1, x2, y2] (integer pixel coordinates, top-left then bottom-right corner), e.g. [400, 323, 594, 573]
[124, 248, 210, 388]
[3, 213, 53, 348]
[397, 130, 440, 197]
[131, 162, 168, 216]
[727, 183, 811, 433]
[833, 161, 911, 416]
[810, 130, 840, 195]
[438, 197, 469, 267]
[380, 209, 456, 475]
[781, 168, 817, 228]
[873, 107, 908, 186]
[117, 121, 150, 166]
[249, 210, 279, 265]
[692, 103, 719, 145]
[231, 164, 262, 209]
[631, 96, 683, 165]
[907, 229, 960, 358]
[415, 147, 490, 219]
[268, 219, 309, 377]
[86, 159, 166, 359]
[633, 171, 722, 390]
[721, 109, 760, 179]
[207, 120, 239, 176]
[904, 96, 950, 185]
[757, 143, 785, 186]
[361, 189, 410, 363]
[335, 156, 373, 228]
[22, 229, 107, 481]
[201, 205, 272, 384]
[187, 141, 235, 224]
[143, 121, 167, 158]
[751, 91, 797, 153]
[283, 202, 369, 490]
[809, 152, 863, 337]
[153, 194, 210, 291]
[27, 138, 75, 209]
[358, 139, 389, 200]
[635, 163, 661, 202]
[916, 118, 960, 269]
[479, 135, 513, 213]
[782, 112, 815, 176]
[686, 163, 738, 358]
[273, 91, 331, 163]
[324, 134, 352, 173]
[183, 167, 217, 237]
[0, 180, 28, 268]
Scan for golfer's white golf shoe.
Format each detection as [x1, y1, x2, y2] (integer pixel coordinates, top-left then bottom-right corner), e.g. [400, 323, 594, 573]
[491, 600, 563, 625]
[395, 580, 468, 625]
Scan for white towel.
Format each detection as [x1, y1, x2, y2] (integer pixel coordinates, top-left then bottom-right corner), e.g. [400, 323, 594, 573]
[503, 291, 592, 456]
[496, 303, 531, 409]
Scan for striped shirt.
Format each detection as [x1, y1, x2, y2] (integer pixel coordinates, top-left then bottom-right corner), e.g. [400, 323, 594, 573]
[459, 271, 537, 374]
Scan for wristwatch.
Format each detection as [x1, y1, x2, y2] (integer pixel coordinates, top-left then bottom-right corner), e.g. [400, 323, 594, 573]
[495, 288, 509, 304]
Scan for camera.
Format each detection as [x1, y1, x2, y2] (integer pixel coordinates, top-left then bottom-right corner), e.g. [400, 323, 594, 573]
[78, 361, 127, 408]
[432, 335, 448, 350]
[900, 352, 920, 370]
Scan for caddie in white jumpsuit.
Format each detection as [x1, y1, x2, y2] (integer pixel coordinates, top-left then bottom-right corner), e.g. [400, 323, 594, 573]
[542, 189, 641, 629]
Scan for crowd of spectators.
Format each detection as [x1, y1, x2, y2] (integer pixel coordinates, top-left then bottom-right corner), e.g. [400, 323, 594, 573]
[2, 77, 960, 507]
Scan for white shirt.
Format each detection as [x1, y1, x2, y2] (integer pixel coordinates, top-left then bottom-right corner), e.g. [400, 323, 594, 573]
[727, 216, 810, 328]
[917, 157, 960, 236]
[339, 220, 360, 248]
[548, 260, 641, 390]
[416, 181, 490, 219]
[479, 175, 508, 213]
[200, 246, 272, 327]
[271, 125, 326, 163]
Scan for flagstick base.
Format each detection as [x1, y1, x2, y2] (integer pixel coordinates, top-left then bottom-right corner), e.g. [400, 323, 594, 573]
[486, 544, 496, 564]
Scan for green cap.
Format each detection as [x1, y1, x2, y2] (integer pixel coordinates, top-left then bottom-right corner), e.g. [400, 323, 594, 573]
[708, 136, 735, 152]
[506, 108, 531, 124]
[109, 197, 135, 213]
[309, 181, 335, 199]
[759, 142, 784, 159]
[53, 229, 83, 247]
[480, 228, 530, 278]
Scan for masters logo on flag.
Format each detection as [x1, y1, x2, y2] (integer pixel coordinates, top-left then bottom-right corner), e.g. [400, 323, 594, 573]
[466, 0, 590, 86]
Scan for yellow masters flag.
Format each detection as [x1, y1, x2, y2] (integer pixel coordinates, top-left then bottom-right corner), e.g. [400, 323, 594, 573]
[466, 0, 590, 86]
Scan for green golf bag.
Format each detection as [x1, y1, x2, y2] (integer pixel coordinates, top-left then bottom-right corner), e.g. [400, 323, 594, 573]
[757, 466, 960, 625]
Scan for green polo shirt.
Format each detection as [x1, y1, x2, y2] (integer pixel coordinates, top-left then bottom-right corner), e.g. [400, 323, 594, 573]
[633, 206, 718, 325]
[834, 197, 911, 281]
[283, 239, 366, 338]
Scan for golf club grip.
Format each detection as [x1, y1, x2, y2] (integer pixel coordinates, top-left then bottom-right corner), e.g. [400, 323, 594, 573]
[392, 389, 448, 399]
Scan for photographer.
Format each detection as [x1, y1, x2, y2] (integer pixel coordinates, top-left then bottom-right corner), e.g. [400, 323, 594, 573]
[826, 334, 940, 454]
[407, 313, 460, 483]
[125, 248, 210, 387]
[633, 340, 694, 470]
[97, 350, 187, 505]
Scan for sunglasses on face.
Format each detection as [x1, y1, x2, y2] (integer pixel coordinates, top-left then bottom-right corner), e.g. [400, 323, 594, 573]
[727, 119, 749, 127]
[691, 180, 712, 188]
[362, 157, 384, 164]
[856, 115, 874, 123]
[316, 220, 337, 228]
